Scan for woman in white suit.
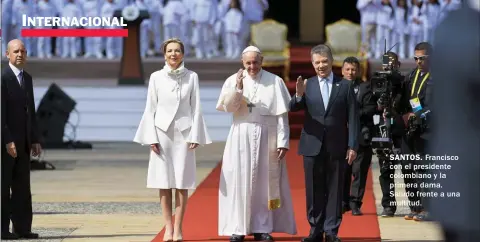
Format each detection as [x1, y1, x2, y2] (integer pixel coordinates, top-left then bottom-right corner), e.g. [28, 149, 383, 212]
[134, 38, 212, 241]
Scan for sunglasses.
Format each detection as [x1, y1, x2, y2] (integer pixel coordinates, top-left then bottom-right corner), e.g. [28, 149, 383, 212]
[414, 55, 428, 61]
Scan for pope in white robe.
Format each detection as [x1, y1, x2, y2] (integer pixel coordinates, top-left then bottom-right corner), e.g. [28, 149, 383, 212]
[216, 46, 297, 241]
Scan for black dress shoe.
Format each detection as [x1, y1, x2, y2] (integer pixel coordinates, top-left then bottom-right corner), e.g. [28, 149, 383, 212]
[325, 235, 341, 242]
[1, 232, 19, 240]
[253, 233, 273, 241]
[301, 236, 323, 242]
[381, 207, 395, 217]
[230, 234, 245, 242]
[351, 207, 363, 216]
[16, 232, 39, 239]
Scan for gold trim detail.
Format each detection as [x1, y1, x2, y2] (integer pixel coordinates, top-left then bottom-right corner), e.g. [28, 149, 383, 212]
[268, 198, 281, 210]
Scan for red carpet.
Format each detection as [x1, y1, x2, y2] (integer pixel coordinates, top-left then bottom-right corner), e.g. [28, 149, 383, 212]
[152, 140, 381, 242]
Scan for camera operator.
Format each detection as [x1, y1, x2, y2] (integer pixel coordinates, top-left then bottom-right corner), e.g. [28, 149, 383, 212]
[341, 57, 377, 216]
[389, 42, 433, 221]
[374, 51, 425, 219]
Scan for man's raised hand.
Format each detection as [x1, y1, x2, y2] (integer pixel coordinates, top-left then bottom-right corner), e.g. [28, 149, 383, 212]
[236, 69, 245, 90]
[296, 76, 307, 97]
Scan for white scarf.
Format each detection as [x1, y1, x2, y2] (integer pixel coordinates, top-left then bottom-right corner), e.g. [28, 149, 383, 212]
[163, 61, 188, 99]
[163, 61, 187, 77]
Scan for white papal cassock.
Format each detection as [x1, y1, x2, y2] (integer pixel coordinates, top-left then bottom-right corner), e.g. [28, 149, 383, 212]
[216, 69, 297, 236]
[134, 62, 212, 189]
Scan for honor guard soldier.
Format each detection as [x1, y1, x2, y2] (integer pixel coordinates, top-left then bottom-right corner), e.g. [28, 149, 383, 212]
[13, 0, 35, 56]
[101, 0, 118, 59]
[357, 0, 378, 58]
[192, 0, 217, 58]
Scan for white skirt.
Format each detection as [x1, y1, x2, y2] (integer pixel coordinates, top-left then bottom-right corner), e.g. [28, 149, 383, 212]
[146, 124, 196, 189]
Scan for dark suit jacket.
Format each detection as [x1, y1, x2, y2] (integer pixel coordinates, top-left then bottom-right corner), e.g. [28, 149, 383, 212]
[398, 69, 431, 114]
[290, 75, 359, 157]
[390, 69, 432, 136]
[427, 5, 480, 233]
[1, 65, 39, 150]
[352, 79, 377, 146]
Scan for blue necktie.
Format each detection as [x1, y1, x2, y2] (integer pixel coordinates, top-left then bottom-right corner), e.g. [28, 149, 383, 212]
[18, 71, 24, 88]
[322, 79, 329, 109]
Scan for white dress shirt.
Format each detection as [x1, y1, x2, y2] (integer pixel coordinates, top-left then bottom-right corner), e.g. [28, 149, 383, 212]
[9, 62, 23, 85]
[318, 72, 333, 99]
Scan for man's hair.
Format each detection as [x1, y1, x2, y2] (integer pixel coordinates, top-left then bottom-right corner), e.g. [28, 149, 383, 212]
[414, 42, 433, 55]
[162, 38, 185, 54]
[310, 44, 333, 61]
[343, 56, 360, 68]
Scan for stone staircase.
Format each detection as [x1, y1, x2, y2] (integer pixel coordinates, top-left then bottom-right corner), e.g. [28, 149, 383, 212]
[33, 84, 232, 143]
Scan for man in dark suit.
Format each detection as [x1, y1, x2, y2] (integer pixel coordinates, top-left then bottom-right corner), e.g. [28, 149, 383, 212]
[289, 44, 359, 242]
[340, 57, 376, 216]
[428, 1, 480, 241]
[385, 43, 432, 222]
[2, 39, 41, 240]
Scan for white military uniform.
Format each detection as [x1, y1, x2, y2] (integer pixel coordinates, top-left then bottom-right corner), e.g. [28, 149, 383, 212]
[421, 1, 441, 43]
[133, 62, 212, 189]
[101, 0, 117, 59]
[162, 0, 187, 42]
[135, 0, 150, 58]
[51, 0, 64, 56]
[13, 0, 34, 56]
[2, 0, 14, 52]
[375, 0, 393, 58]
[82, 0, 103, 58]
[391, 0, 408, 58]
[240, 0, 268, 49]
[146, 0, 163, 54]
[114, 0, 127, 57]
[36, 0, 56, 58]
[192, 0, 217, 58]
[223, 7, 243, 59]
[408, 3, 426, 57]
[216, 0, 230, 56]
[61, 0, 82, 58]
[437, 0, 461, 24]
[357, 0, 378, 58]
[181, 0, 194, 56]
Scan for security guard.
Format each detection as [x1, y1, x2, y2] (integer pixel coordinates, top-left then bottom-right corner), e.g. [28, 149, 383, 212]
[392, 42, 433, 221]
[341, 57, 377, 216]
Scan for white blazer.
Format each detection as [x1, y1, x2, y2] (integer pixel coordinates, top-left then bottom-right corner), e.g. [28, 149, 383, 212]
[133, 62, 212, 145]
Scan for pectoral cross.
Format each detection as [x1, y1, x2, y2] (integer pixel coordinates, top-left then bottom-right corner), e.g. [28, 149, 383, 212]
[247, 102, 256, 113]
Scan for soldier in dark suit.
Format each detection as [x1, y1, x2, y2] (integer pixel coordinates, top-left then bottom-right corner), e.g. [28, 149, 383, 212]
[428, 2, 480, 241]
[1, 39, 41, 240]
[289, 44, 359, 242]
[340, 57, 376, 216]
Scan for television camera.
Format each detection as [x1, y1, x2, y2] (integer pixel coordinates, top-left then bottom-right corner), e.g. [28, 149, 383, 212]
[369, 43, 403, 159]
